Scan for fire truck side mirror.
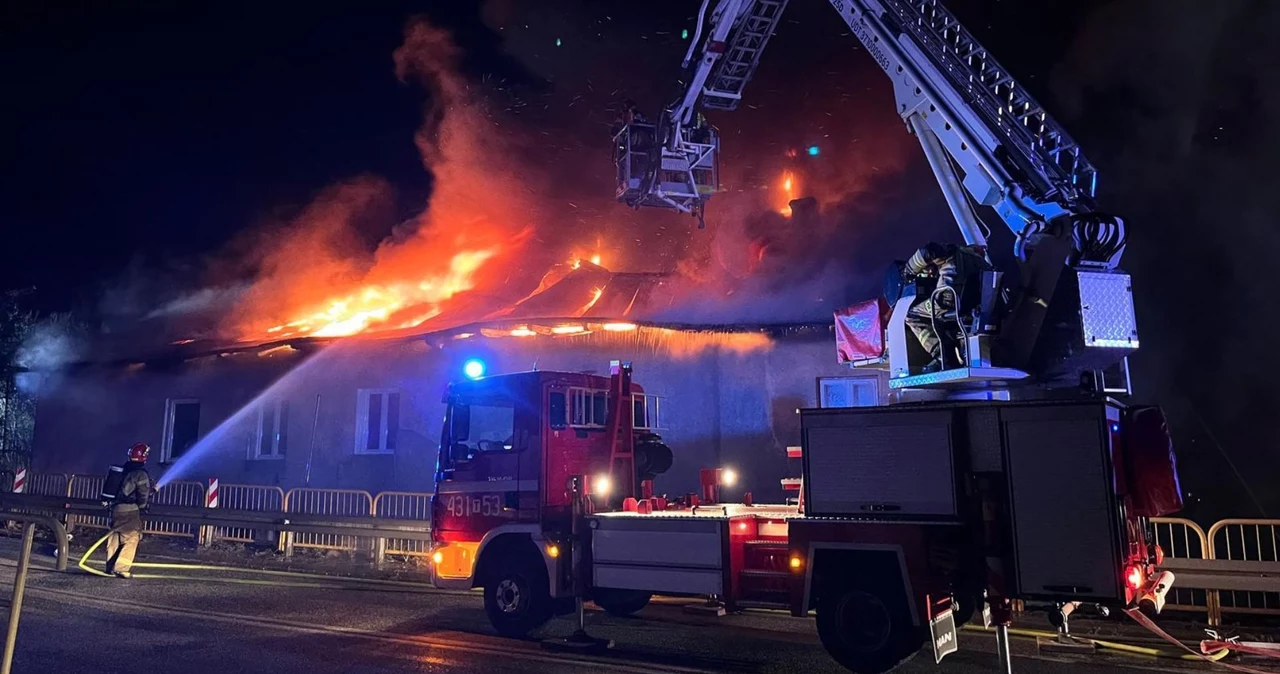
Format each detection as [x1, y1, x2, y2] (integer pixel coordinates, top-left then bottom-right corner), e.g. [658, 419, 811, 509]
[449, 443, 473, 464]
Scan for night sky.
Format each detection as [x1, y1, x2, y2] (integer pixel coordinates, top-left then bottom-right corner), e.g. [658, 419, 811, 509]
[3, 0, 1278, 519]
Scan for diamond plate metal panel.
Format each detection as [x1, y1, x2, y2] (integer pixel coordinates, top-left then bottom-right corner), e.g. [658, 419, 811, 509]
[1077, 271, 1138, 349]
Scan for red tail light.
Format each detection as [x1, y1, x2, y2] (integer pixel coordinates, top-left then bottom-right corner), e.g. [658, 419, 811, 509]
[1126, 564, 1145, 590]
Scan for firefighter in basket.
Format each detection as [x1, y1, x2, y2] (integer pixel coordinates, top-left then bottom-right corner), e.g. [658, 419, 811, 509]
[900, 242, 990, 373]
[101, 443, 153, 579]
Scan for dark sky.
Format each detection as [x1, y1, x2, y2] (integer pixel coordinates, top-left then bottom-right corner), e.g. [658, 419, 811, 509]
[3, 0, 1277, 520]
[1, 0, 1091, 312]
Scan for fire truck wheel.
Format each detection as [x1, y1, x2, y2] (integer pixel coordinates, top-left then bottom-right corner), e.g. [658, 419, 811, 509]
[816, 584, 923, 673]
[591, 588, 652, 617]
[483, 560, 553, 638]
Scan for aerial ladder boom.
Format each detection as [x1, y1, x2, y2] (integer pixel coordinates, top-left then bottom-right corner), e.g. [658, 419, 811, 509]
[614, 0, 1136, 392]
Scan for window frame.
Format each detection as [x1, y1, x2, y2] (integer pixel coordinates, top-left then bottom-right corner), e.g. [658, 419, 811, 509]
[566, 387, 609, 429]
[252, 400, 288, 460]
[355, 388, 400, 455]
[161, 398, 201, 464]
[632, 393, 665, 430]
[817, 376, 880, 408]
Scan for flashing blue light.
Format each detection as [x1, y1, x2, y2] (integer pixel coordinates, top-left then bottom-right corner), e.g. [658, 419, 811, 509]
[463, 359, 486, 380]
[807, 145, 820, 156]
[1111, 424, 1120, 432]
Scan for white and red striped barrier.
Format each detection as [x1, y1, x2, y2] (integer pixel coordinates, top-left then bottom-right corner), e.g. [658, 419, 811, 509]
[12, 468, 26, 494]
[206, 478, 219, 509]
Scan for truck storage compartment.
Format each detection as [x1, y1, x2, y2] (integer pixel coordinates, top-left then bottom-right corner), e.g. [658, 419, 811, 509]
[1001, 403, 1124, 602]
[799, 400, 1127, 603]
[801, 409, 957, 518]
[591, 514, 727, 595]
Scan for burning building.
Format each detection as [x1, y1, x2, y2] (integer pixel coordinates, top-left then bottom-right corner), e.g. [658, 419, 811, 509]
[28, 265, 885, 502]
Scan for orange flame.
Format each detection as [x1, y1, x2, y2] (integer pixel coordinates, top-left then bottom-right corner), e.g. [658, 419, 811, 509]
[779, 171, 796, 216]
[263, 248, 496, 339]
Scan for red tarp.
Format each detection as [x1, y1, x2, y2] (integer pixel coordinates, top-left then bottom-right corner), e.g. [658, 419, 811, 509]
[835, 299, 889, 363]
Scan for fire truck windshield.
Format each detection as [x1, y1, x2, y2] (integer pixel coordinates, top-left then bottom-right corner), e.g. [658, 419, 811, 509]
[448, 400, 516, 457]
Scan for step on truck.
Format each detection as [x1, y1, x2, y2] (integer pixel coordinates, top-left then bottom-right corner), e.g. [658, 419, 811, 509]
[429, 360, 1182, 673]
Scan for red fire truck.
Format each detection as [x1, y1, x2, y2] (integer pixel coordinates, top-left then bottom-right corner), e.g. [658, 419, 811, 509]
[431, 0, 1184, 670]
[429, 360, 1179, 672]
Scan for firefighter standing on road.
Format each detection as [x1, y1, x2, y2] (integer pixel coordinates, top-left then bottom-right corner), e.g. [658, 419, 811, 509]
[106, 443, 152, 579]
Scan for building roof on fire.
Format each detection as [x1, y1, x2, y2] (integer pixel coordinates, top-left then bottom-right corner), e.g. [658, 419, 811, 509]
[57, 264, 838, 369]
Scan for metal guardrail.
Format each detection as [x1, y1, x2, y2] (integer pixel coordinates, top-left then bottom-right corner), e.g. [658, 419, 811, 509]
[146, 480, 206, 539]
[1205, 519, 1280, 625]
[214, 484, 285, 544]
[0, 514, 69, 674]
[373, 491, 433, 559]
[0, 494, 432, 549]
[1151, 517, 1280, 626]
[1149, 517, 1210, 616]
[283, 488, 375, 554]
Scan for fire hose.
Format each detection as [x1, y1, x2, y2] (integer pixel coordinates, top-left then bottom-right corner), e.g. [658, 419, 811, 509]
[74, 528, 438, 592]
[965, 613, 1280, 673]
[962, 623, 1229, 662]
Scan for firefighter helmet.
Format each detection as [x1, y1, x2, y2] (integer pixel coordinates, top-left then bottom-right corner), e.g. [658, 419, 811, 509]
[127, 443, 150, 463]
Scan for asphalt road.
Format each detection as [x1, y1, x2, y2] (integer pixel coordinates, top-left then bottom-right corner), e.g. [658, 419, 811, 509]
[0, 537, 1229, 674]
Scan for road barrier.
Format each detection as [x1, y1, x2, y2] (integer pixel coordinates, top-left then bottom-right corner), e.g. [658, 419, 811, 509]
[65, 475, 109, 532]
[1206, 519, 1280, 624]
[145, 480, 206, 539]
[0, 513, 68, 674]
[282, 488, 374, 554]
[1, 482, 1276, 628]
[212, 484, 285, 545]
[23, 473, 68, 498]
[1149, 517, 1210, 616]
[373, 491, 433, 559]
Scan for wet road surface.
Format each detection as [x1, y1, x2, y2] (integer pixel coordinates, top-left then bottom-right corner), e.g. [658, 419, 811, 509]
[0, 538, 1228, 673]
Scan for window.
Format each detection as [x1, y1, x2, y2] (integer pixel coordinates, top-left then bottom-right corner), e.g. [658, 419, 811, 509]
[633, 394, 664, 430]
[253, 400, 288, 460]
[161, 399, 201, 462]
[450, 401, 516, 455]
[818, 377, 879, 408]
[567, 388, 608, 428]
[356, 389, 400, 454]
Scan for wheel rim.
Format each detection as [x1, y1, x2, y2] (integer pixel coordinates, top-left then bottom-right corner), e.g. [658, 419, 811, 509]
[835, 590, 893, 653]
[495, 578, 523, 614]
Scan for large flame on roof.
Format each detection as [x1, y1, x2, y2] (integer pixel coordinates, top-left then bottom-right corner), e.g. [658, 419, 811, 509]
[264, 248, 497, 339]
[229, 22, 544, 342]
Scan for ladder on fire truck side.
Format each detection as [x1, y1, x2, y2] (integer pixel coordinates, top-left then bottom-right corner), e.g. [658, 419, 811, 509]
[605, 360, 637, 501]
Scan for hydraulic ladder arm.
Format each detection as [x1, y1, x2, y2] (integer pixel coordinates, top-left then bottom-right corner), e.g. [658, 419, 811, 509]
[615, 0, 1136, 388]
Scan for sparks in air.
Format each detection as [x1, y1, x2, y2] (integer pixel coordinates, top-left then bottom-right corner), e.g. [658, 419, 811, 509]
[258, 248, 497, 340]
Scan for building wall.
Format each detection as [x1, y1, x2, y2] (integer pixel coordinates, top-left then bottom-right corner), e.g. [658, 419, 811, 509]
[31, 329, 885, 502]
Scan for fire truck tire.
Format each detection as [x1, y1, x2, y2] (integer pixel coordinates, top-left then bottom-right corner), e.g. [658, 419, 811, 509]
[483, 558, 553, 638]
[815, 582, 923, 674]
[591, 588, 652, 617]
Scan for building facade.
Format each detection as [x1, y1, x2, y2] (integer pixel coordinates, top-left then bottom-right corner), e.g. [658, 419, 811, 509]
[30, 322, 885, 502]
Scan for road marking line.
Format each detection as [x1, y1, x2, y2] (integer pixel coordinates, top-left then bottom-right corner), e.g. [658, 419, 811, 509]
[27, 584, 716, 674]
